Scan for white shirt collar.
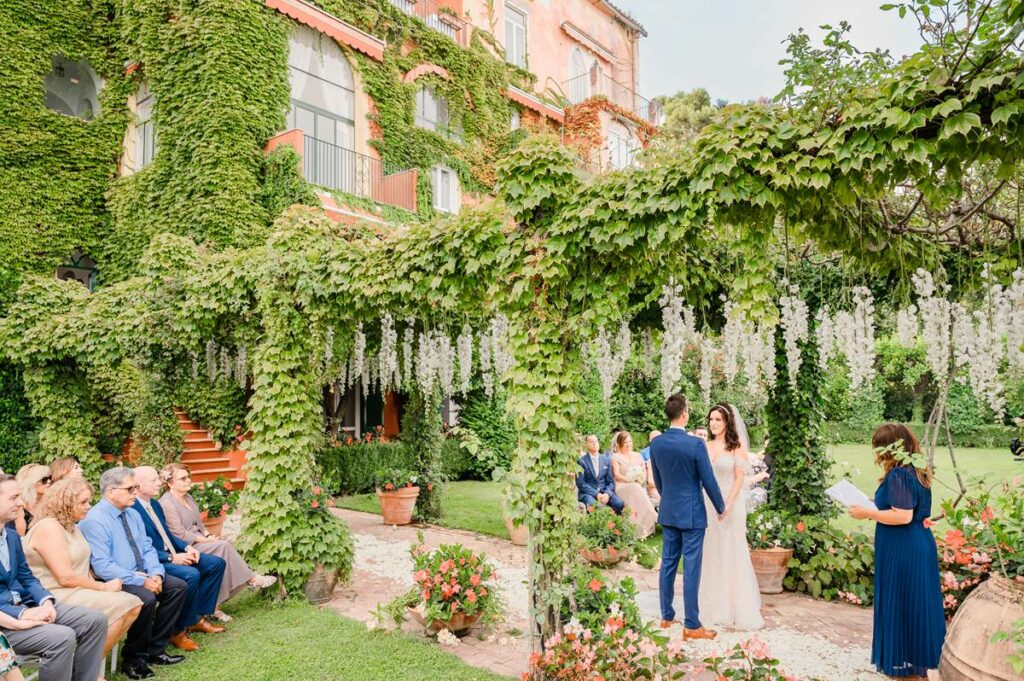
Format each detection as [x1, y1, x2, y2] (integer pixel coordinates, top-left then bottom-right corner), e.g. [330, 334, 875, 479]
[668, 425, 687, 431]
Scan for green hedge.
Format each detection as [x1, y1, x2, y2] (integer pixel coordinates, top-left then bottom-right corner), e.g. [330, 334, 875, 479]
[317, 437, 471, 495]
[824, 421, 1013, 449]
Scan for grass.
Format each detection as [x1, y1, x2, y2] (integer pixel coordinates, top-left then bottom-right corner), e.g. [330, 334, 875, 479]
[108, 591, 512, 681]
[338, 443, 1021, 543]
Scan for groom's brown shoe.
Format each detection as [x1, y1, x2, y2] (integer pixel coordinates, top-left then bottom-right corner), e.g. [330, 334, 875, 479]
[659, 619, 680, 629]
[683, 627, 717, 640]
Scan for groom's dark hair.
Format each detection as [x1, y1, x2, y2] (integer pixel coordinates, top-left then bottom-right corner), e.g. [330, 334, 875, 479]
[664, 393, 688, 421]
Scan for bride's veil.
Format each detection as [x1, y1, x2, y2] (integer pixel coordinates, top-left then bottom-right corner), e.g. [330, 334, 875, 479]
[729, 404, 750, 451]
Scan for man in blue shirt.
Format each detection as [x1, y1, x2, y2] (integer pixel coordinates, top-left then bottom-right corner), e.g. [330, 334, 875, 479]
[79, 467, 188, 680]
[0, 474, 106, 681]
[639, 430, 662, 463]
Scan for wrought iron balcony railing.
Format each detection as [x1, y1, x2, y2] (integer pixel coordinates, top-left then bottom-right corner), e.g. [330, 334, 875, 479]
[388, 0, 468, 46]
[562, 70, 661, 125]
[302, 135, 418, 213]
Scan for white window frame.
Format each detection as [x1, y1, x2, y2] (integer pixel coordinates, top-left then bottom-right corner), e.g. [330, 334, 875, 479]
[568, 48, 590, 104]
[415, 85, 458, 139]
[431, 165, 461, 214]
[607, 122, 637, 170]
[510, 108, 521, 131]
[134, 81, 156, 171]
[504, 3, 527, 68]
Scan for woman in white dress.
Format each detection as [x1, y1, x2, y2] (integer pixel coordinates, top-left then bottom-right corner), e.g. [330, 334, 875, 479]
[609, 431, 658, 539]
[696, 404, 764, 630]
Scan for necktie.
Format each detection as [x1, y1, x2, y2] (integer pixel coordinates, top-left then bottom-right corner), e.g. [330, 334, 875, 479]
[143, 502, 176, 558]
[120, 511, 146, 571]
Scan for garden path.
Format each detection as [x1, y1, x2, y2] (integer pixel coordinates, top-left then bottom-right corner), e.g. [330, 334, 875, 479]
[326, 508, 938, 680]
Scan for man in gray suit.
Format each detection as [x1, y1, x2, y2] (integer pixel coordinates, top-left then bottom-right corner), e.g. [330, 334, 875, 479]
[0, 474, 106, 681]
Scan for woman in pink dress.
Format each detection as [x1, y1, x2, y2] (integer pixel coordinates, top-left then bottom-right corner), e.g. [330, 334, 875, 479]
[609, 431, 658, 538]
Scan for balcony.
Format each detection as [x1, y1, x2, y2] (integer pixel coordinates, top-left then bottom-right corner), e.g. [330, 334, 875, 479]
[266, 129, 419, 214]
[562, 70, 660, 125]
[388, 0, 468, 47]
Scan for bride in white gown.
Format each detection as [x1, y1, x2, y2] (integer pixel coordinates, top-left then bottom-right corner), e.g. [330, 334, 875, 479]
[695, 403, 764, 630]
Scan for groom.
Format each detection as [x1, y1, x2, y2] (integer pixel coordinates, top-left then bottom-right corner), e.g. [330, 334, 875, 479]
[649, 393, 726, 640]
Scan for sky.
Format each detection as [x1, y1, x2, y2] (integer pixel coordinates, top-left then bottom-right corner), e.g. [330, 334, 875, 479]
[612, 0, 928, 102]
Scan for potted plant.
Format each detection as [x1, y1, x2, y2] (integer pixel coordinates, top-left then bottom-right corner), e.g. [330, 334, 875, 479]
[578, 505, 636, 566]
[295, 484, 341, 603]
[746, 507, 797, 594]
[493, 468, 528, 545]
[377, 532, 502, 636]
[374, 468, 421, 525]
[192, 476, 239, 536]
[938, 481, 1024, 681]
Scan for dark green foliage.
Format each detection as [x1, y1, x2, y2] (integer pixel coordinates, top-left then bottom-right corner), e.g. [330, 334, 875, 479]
[824, 420, 1010, 448]
[609, 362, 664, 439]
[765, 328, 831, 517]
[875, 338, 932, 422]
[261, 146, 318, 220]
[575, 368, 611, 444]
[174, 374, 249, 445]
[945, 381, 985, 436]
[560, 565, 652, 636]
[0, 364, 36, 473]
[784, 515, 875, 604]
[400, 389, 446, 521]
[317, 438, 469, 495]
[456, 389, 517, 478]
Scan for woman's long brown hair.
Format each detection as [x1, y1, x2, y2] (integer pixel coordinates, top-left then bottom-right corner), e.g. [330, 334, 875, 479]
[871, 422, 932, 488]
[708, 404, 742, 452]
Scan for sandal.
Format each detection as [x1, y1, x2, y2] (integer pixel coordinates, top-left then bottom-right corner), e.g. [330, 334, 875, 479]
[249, 574, 277, 589]
[212, 609, 234, 622]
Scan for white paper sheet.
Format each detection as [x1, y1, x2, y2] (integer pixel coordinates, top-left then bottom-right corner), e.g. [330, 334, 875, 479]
[825, 480, 877, 511]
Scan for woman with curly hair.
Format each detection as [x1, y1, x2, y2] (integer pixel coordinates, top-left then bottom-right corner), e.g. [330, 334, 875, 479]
[24, 478, 142, 660]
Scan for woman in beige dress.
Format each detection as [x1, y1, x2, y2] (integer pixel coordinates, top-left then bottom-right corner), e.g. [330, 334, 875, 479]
[159, 464, 275, 619]
[609, 431, 657, 538]
[25, 478, 143, 661]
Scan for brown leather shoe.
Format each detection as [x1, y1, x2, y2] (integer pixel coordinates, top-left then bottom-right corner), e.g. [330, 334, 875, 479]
[659, 619, 680, 629]
[188, 618, 226, 634]
[169, 632, 199, 651]
[683, 627, 717, 640]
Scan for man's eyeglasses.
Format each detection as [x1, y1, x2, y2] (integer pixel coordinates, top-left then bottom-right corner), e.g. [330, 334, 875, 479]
[113, 485, 140, 493]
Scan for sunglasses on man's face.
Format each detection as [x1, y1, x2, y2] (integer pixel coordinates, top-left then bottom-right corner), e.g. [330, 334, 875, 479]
[40, 476, 52, 485]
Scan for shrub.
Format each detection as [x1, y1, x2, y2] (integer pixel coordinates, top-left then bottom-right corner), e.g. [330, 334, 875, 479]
[317, 440, 417, 495]
[575, 368, 611, 442]
[783, 515, 874, 605]
[191, 477, 240, 520]
[579, 505, 637, 553]
[372, 467, 423, 492]
[559, 565, 649, 636]
[946, 381, 985, 436]
[173, 373, 248, 445]
[746, 506, 799, 550]
[609, 360, 664, 438]
[456, 389, 517, 478]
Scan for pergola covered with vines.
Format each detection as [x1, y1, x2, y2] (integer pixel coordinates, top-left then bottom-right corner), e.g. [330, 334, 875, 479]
[2, 0, 1023, 650]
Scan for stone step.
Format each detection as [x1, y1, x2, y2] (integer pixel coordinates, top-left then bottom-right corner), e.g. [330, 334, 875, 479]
[188, 466, 238, 480]
[180, 456, 233, 472]
[183, 430, 212, 443]
[181, 445, 222, 456]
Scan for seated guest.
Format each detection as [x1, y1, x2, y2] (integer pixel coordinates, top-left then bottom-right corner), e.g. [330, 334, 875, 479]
[0, 474, 106, 681]
[25, 478, 143, 661]
[132, 467, 226, 643]
[48, 459, 83, 485]
[13, 465, 51, 535]
[0, 622, 25, 681]
[159, 464, 275, 620]
[79, 467, 188, 680]
[639, 430, 661, 463]
[575, 435, 624, 515]
[610, 431, 658, 538]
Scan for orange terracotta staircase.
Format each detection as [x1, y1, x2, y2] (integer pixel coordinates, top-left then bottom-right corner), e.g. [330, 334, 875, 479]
[174, 409, 247, 491]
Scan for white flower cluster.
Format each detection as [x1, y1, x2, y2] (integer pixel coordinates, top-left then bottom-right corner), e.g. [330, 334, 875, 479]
[235, 346, 247, 389]
[639, 328, 656, 377]
[720, 298, 743, 383]
[815, 306, 834, 370]
[778, 282, 809, 387]
[478, 327, 493, 397]
[456, 325, 473, 395]
[910, 269, 953, 384]
[590, 321, 631, 401]
[490, 314, 514, 380]
[740, 322, 776, 397]
[378, 313, 399, 394]
[436, 629, 460, 647]
[205, 339, 218, 381]
[402, 320, 414, 389]
[699, 335, 716, 405]
[826, 287, 876, 391]
[659, 282, 695, 397]
[896, 305, 918, 346]
[350, 323, 366, 391]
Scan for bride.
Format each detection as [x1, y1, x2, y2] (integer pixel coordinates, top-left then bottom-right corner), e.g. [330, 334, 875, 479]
[697, 403, 764, 630]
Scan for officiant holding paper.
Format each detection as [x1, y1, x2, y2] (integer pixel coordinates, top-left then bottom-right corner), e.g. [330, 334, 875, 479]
[848, 423, 944, 681]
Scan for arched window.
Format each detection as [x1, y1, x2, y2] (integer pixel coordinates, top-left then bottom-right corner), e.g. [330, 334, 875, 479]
[568, 48, 589, 104]
[431, 165, 461, 214]
[415, 86, 450, 134]
[606, 121, 636, 170]
[44, 56, 102, 120]
[55, 248, 97, 291]
[287, 25, 356, 190]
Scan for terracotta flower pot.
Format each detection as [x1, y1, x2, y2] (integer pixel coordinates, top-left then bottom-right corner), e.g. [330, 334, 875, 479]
[940, 573, 1024, 681]
[749, 547, 794, 594]
[408, 606, 481, 634]
[200, 511, 226, 536]
[504, 515, 528, 546]
[303, 563, 339, 605]
[580, 545, 627, 566]
[376, 486, 420, 525]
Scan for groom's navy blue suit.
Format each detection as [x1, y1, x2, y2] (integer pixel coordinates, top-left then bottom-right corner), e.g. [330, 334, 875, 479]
[649, 427, 726, 629]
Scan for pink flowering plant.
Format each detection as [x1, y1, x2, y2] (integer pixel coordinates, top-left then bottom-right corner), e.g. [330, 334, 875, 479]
[524, 616, 818, 680]
[191, 476, 239, 519]
[378, 532, 502, 629]
[936, 480, 1024, 617]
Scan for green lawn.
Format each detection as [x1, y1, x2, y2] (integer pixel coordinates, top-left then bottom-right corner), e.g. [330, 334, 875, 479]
[338, 443, 1021, 542]
[108, 591, 511, 681]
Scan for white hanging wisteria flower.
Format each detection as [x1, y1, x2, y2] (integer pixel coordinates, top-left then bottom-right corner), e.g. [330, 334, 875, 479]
[437, 332, 455, 397]
[353, 323, 366, 390]
[896, 305, 919, 347]
[699, 335, 716, 406]
[778, 282, 809, 388]
[815, 306, 834, 370]
[740, 322, 776, 396]
[378, 313, 399, 394]
[1005, 269, 1024, 369]
[659, 282, 694, 398]
[323, 327, 335, 368]
[416, 331, 438, 395]
[456, 325, 473, 395]
[490, 315, 514, 383]
[205, 340, 218, 381]
[219, 346, 233, 383]
[640, 328, 656, 377]
[720, 298, 743, 384]
[402, 320, 415, 390]
[913, 269, 953, 386]
[190, 351, 199, 380]
[479, 329, 494, 398]
[235, 346, 247, 389]
[846, 287, 876, 391]
[361, 352, 372, 398]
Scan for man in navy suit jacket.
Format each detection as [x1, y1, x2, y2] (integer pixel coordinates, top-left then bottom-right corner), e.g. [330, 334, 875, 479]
[133, 467, 226, 646]
[649, 394, 726, 640]
[0, 474, 107, 681]
[575, 435, 624, 514]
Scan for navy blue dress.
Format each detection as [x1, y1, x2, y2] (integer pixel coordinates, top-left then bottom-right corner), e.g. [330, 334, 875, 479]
[872, 466, 946, 677]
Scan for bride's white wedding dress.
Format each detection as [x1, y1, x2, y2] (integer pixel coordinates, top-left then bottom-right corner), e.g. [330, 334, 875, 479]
[695, 453, 764, 630]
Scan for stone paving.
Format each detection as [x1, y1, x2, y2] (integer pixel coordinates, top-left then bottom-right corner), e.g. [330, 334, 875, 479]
[323, 508, 938, 680]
